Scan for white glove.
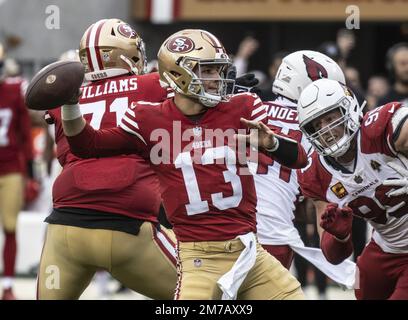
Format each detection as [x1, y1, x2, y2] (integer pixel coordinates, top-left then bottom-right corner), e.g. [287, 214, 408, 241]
[383, 161, 408, 196]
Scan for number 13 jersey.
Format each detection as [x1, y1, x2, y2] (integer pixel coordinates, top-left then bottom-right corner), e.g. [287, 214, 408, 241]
[120, 93, 268, 242]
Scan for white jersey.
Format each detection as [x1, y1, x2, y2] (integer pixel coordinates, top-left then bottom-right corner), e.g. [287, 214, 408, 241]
[299, 102, 408, 254]
[249, 96, 312, 245]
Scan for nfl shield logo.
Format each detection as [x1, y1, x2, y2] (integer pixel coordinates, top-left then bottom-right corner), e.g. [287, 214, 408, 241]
[194, 258, 202, 268]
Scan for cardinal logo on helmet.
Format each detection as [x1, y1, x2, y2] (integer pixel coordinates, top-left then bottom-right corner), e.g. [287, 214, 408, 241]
[303, 55, 328, 81]
[167, 36, 195, 53]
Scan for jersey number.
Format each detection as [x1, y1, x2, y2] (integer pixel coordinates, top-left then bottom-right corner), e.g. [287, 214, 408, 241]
[349, 184, 408, 224]
[256, 127, 302, 183]
[175, 146, 243, 215]
[80, 97, 128, 129]
[0, 108, 12, 147]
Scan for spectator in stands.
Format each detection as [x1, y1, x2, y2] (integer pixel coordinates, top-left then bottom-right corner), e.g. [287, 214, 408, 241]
[365, 75, 389, 112]
[336, 29, 355, 64]
[258, 51, 289, 101]
[378, 42, 408, 105]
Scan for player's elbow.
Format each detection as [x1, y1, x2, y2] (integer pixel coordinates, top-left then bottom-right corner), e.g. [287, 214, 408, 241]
[65, 124, 97, 159]
[69, 145, 94, 159]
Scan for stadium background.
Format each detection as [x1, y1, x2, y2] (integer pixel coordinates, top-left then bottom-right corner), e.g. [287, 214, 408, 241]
[0, 0, 407, 299]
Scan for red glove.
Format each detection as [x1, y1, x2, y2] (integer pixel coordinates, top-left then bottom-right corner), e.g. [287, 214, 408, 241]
[320, 203, 353, 240]
[25, 179, 40, 205]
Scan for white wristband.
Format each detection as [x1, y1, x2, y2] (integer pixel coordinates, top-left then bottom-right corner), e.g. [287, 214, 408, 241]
[61, 104, 82, 121]
[265, 136, 279, 153]
[334, 233, 351, 243]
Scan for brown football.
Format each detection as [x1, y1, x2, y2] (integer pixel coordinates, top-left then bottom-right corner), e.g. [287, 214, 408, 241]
[25, 60, 84, 110]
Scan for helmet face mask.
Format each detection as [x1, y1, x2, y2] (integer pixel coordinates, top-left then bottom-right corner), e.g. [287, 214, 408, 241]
[298, 79, 363, 158]
[186, 58, 233, 107]
[303, 106, 357, 157]
[79, 19, 147, 81]
[158, 29, 235, 107]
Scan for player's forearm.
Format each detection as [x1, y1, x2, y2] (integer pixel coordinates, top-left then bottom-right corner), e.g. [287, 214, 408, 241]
[61, 104, 86, 137]
[320, 231, 353, 265]
[264, 135, 308, 169]
[66, 122, 140, 159]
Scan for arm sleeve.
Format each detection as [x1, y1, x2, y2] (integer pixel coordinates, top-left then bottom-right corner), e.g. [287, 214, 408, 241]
[245, 93, 307, 168]
[320, 231, 353, 265]
[66, 123, 146, 159]
[265, 134, 307, 169]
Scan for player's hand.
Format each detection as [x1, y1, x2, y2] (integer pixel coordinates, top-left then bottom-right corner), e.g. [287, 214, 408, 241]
[235, 118, 278, 151]
[320, 203, 353, 240]
[235, 73, 259, 88]
[234, 73, 261, 96]
[66, 88, 83, 105]
[226, 66, 261, 95]
[383, 161, 408, 196]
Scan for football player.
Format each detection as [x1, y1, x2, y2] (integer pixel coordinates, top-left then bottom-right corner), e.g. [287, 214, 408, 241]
[62, 29, 307, 300]
[298, 78, 408, 299]
[250, 50, 355, 288]
[0, 43, 34, 300]
[37, 19, 177, 300]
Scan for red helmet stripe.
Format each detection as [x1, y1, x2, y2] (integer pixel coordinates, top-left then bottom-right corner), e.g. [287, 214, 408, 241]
[87, 19, 107, 71]
[94, 20, 106, 70]
[85, 26, 94, 71]
[201, 30, 224, 54]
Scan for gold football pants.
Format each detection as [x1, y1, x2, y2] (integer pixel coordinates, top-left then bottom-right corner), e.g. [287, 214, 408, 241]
[176, 239, 304, 300]
[0, 173, 24, 232]
[37, 222, 177, 299]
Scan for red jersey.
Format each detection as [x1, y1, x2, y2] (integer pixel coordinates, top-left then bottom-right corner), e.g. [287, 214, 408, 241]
[68, 92, 301, 241]
[46, 72, 171, 221]
[0, 77, 33, 176]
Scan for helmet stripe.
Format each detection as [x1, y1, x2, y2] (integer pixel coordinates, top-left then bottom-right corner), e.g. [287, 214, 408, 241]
[85, 26, 95, 72]
[94, 20, 106, 71]
[88, 19, 107, 71]
[201, 30, 224, 54]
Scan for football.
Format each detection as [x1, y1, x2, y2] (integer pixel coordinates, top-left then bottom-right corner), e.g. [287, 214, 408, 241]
[25, 60, 84, 110]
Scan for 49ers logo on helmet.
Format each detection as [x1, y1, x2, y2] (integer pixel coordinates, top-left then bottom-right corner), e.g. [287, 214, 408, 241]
[303, 55, 328, 81]
[117, 24, 137, 39]
[167, 37, 195, 53]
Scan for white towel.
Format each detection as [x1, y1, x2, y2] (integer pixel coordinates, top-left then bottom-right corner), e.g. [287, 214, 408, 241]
[217, 232, 257, 300]
[265, 220, 356, 289]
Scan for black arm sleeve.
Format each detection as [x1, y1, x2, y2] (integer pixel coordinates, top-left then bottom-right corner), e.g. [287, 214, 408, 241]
[263, 135, 307, 169]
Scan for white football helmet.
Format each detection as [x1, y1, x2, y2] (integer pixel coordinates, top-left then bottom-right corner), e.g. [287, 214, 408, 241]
[297, 79, 363, 158]
[272, 50, 345, 101]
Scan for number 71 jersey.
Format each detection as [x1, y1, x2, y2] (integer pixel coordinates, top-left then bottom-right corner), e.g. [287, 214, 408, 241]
[299, 102, 408, 254]
[46, 72, 171, 220]
[47, 72, 171, 166]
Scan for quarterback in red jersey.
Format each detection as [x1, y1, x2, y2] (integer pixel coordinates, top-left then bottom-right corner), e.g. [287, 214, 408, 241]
[37, 19, 177, 300]
[298, 78, 408, 299]
[0, 44, 34, 300]
[62, 29, 307, 299]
